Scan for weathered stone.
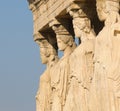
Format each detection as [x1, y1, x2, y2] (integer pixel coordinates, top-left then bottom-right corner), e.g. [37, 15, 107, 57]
[27, 0, 120, 111]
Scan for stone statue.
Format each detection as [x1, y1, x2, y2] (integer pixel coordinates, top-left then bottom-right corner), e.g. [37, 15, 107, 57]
[27, 0, 120, 110]
[50, 21, 76, 111]
[64, 8, 96, 111]
[89, 0, 120, 111]
[35, 33, 59, 111]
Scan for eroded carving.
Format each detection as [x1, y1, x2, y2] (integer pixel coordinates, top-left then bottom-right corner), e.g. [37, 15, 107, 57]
[89, 0, 120, 111]
[27, 0, 120, 111]
[50, 20, 76, 111]
[35, 33, 59, 111]
[64, 7, 96, 111]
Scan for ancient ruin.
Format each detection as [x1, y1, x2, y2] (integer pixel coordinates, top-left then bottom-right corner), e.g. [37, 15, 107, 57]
[27, 0, 120, 111]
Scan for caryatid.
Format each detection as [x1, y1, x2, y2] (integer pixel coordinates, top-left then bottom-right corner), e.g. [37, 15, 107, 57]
[49, 19, 76, 111]
[35, 32, 59, 111]
[64, 4, 96, 111]
[89, 0, 120, 111]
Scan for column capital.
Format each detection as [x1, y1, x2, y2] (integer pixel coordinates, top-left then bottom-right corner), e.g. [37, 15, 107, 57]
[34, 31, 58, 50]
[49, 19, 74, 37]
[67, 2, 96, 19]
[33, 32, 45, 42]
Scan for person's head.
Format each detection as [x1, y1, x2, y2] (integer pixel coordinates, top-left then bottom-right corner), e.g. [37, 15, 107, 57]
[96, 0, 108, 21]
[96, 0, 120, 21]
[51, 23, 76, 51]
[56, 35, 75, 51]
[36, 38, 58, 64]
[73, 17, 91, 38]
[34, 32, 58, 65]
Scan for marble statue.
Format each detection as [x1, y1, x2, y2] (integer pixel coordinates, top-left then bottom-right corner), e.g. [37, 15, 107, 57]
[50, 21, 76, 111]
[35, 33, 59, 111]
[63, 8, 96, 111]
[27, 0, 120, 110]
[89, 0, 120, 111]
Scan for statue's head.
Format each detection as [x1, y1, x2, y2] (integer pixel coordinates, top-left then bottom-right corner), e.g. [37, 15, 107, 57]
[72, 16, 91, 38]
[68, 3, 95, 38]
[96, 0, 119, 21]
[34, 33, 58, 64]
[52, 24, 75, 51]
[50, 19, 76, 52]
[56, 35, 75, 51]
[38, 39, 53, 64]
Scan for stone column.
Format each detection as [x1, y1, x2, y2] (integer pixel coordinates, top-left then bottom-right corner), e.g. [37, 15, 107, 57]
[34, 31, 59, 111]
[49, 19, 76, 111]
[62, 3, 96, 111]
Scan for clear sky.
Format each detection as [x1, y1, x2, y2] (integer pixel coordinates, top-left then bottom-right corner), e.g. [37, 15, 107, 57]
[0, 1, 45, 111]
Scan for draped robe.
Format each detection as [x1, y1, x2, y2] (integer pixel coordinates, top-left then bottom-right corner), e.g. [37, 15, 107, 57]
[89, 22, 120, 111]
[64, 34, 95, 111]
[51, 55, 70, 111]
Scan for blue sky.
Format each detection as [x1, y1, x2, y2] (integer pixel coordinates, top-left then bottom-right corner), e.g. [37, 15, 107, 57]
[0, 1, 45, 111]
